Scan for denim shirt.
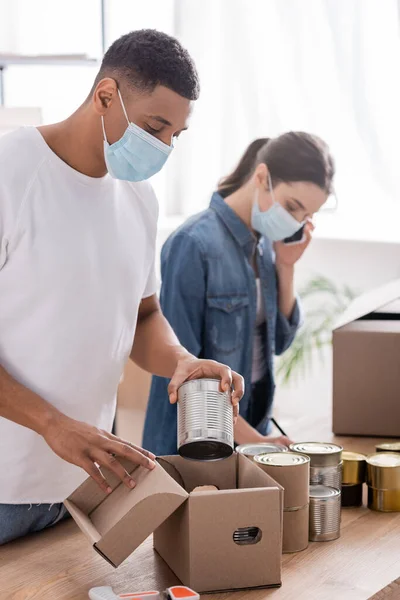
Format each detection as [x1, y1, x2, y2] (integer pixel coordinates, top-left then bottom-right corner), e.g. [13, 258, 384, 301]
[142, 193, 301, 456]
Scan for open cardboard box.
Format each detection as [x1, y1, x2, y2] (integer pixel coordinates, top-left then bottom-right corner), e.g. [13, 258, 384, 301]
[65, 453, 283, 593]
[333, 278, 400, 437]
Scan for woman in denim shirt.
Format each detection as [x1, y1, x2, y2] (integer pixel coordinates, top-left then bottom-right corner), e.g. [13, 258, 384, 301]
[143, 132, 335, 455]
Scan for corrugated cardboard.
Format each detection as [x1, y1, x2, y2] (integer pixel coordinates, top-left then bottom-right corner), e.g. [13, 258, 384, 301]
[333, 279, 400, 437]
[65, 459, 188, 567]
[155, 454, 283, 592]
[66, 453, 283, 593]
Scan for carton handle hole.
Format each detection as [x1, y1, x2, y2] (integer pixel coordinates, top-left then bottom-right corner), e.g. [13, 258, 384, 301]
[233, 526, 262, 545]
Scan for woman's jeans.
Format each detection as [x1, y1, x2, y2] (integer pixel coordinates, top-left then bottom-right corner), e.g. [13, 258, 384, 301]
[0, 502, 69, 545]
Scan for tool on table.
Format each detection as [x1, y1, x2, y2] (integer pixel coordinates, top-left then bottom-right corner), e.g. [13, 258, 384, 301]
[270, 417, 288, 438]
[89, 586, 200, 600]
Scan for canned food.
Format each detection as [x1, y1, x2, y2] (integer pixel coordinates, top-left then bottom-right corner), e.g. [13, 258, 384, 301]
[290, 442, 343, 467]
[310, 463, 343, 490]
[341, 483, 363, 508]
[342, 451, 366, 484]
[177, 379, 234, 461]
[376, 442, 400, 454]
[309, 485, 341, 542]
[367, 453, 400, 512]
[255, 453, 310, 553]
[254, 453, 310, 508]
[236, 443, 288, 460]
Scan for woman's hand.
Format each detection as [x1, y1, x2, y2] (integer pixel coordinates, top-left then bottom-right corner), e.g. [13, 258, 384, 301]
[261, 434, 293, 447]
[274, 220, 314, 268]
[168, 355, 244, 422]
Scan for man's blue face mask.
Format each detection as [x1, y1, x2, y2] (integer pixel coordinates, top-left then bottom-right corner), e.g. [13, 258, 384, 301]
[102, 89, 173, 182]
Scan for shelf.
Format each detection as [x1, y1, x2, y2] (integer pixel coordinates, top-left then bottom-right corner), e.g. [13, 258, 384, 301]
[0, 55, 100, 68]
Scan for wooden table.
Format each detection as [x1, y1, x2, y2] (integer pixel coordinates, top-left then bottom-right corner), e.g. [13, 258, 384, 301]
[1, 430, 400, 600]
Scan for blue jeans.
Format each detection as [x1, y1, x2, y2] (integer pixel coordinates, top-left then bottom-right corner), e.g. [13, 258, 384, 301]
[0, 503, 70, 545]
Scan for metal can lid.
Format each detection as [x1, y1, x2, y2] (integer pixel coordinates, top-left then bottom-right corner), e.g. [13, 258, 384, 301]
[255, 452, 309, 466]
[376, 442, 400, 453]
[342, 451, 366, 462]
[236, 443, 288, 456]
[290, 442, 343, 455]
[367, 453, 400, 468]
[309, 485, 341, 499]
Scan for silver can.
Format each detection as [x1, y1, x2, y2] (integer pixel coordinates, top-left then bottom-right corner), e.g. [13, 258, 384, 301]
[310, 462, 343, 490]
[236, 443, 288, 460]
[290, 442, 343, 467]
[309, 485, 341, 542]
[177, 379, 234, 461]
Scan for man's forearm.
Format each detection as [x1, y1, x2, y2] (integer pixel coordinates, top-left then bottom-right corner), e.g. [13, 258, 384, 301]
[0, 364, 61, 435]
[130, 307, 190, 378]
[276, 264, 296, 318]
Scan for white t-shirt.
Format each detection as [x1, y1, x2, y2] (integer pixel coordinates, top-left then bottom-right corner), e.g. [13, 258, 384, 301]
[0, 127, 158, 503]
[251, 279, 267, 384]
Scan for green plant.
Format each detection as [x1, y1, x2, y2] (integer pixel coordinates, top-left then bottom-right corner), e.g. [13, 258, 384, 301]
[276, 274, 356, 386]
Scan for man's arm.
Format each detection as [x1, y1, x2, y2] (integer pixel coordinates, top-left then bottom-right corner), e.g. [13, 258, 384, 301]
[130, 294, 243, 410]
[0, 364, 156, 492]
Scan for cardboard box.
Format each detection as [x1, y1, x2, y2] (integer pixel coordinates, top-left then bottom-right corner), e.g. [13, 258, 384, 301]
[333, 279, 400, 437]
[65, 454, 283, 593]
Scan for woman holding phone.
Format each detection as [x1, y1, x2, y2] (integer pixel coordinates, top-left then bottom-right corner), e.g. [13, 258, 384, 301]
[143, 132, 335, 455]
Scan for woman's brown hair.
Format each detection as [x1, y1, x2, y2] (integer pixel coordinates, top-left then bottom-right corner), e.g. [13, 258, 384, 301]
[218, 132, 335, 197]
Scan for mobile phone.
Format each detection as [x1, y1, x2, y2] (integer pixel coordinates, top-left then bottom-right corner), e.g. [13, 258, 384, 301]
[283, 225, 305, 245]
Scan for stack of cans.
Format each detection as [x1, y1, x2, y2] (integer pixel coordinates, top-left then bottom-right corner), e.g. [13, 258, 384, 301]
[290, 442, 342, 542]
[367, 453, 400, 512]
[254, 452, 310, 553]
[341, 451, 366, 507]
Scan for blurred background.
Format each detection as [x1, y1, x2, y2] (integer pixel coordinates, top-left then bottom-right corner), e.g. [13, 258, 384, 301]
[1, 0, 399, 441]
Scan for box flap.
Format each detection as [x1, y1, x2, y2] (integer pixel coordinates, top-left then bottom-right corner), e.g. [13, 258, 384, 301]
[157, 455, 237, 492]
[66, 461, 188, 567]
[334, 279, 400, 330]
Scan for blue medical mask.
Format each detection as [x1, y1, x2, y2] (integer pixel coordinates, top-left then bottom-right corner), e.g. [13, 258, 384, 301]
[251, 174, 304, 241]
[102, 89, 173, 182]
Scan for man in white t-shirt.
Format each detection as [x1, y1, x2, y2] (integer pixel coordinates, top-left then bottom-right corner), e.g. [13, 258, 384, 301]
[0, 29, 243, 544]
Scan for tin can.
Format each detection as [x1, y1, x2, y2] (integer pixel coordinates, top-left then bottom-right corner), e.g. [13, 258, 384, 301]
[342, 451, 366, 484]
[255, 453, 310, 553]
[309, 485, 341, 542]
[341, 483, 363, 508]
[236, 443, 288, 460]
[177, 379, 234, 461]
[367, 453, 400, 512]
[376, 442, 400, 454]
[289, 442, 343, 467]
[310, 463, 343, 490]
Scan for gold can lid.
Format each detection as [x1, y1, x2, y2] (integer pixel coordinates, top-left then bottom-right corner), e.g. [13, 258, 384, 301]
[376, 442, 400, 453]
[309, 485, 341, 499]
[254, 452, 309, 467]
[236, 443, 288, 457]
[342, 451, 366, 462]
[367, 453, 400, 468]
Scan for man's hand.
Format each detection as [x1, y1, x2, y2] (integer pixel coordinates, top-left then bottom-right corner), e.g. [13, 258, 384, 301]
[42, 414, 156, 493]
[168, 355, 244, 421]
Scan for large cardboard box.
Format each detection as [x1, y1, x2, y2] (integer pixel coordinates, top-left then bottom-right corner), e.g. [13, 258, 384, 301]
[65, 453, 283, 593]
[332, 279, 400, 437]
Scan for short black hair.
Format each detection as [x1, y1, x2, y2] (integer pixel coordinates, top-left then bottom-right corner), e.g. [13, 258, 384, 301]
[95, 29, 200, 100]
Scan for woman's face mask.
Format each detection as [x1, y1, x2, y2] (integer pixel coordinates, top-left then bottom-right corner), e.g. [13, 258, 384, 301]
[102, 89, 173, 182]
[251, 173, 304, 241]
